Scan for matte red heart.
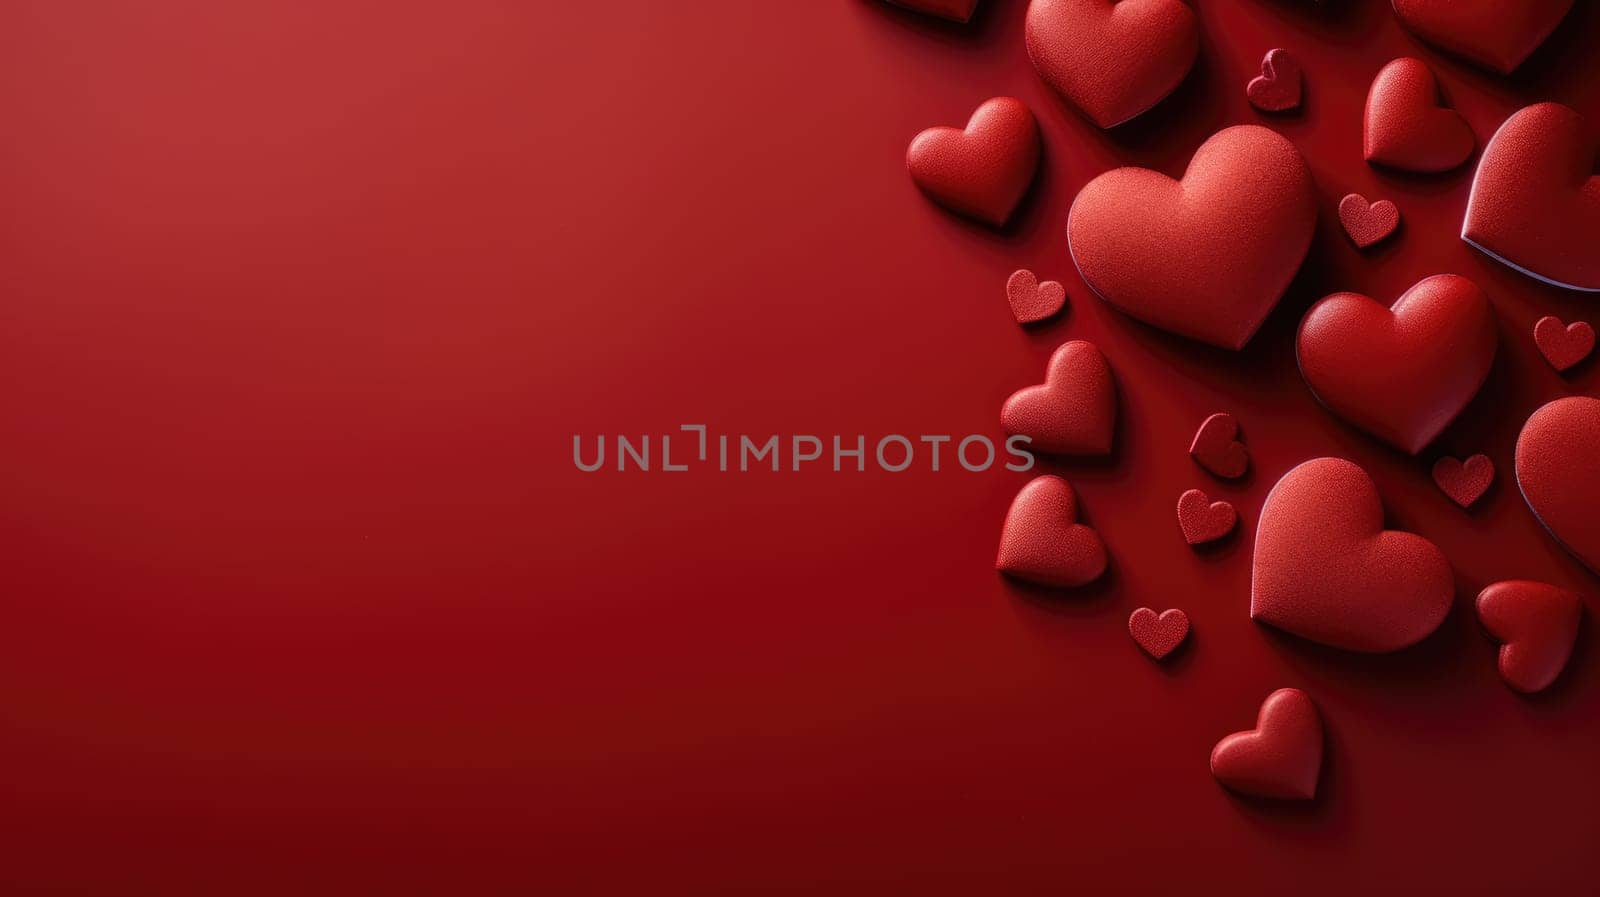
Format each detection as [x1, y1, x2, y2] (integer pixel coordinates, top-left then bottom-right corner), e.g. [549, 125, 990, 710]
[1252, 457, 1454, 652]
[1210, 688, 1323, 801]
[1476, 580, 1582, 694]
[1431, 454, 1493, 508]
[1534, 316, 1595, 372]
[1296, 274, 1497, 455]
[1001, 340, 1116, 455]
[883, 0, 980, 23]
[907, 97, 1040, 227]
[1189, 412, 1249, 480]
[1006, 269, 1067, 324]
[1177, 489, 1236, 545]
[1516, 396, 1600, 574]
[1338, 194, 1400, 249]
[1246, 48, 1302, 113]
[1068, 126, 1317, 350]
[996, 475, 1108, 588]
[1391, 0, 1574, 74]
[1463, 103, 1600, 293]
[1024, 0, 1199, 128]
[1363, 57, 1475, 173]
[1128, 608, 1189, 660]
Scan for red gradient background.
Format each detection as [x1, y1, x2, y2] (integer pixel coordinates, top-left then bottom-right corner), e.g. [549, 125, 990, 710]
[1, 1, 1597, 893]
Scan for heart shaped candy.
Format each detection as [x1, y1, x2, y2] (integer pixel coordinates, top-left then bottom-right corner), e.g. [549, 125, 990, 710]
[1476, 580, 1582, 694]
[1431, 454, 1493, 508]
[1364, 58, 1475, 173]
[1025, 0, 1199, 128]
[1247, 48, 1303, 114]
[996, 475, 1108, 588]
[1189, 412, 1249, 480]
[1177, 489, 1236, 546]
[1391, 0, 1574, 74]
[1128, 608, 1189, 660]
[1516, 396, 1600, 574]
[1006, 269, 1068, 324]
[1534, 317, 1595, 372]
[1001, 340, 1116, 455]
[907, 97, 1041, 227]
[1338, 194, 1401, 249]
[1211, 688, 1323, 801]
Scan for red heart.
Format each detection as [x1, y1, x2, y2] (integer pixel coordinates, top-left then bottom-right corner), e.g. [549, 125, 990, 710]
[996, 475, 1108, 588]
[1534, 316, 1596, 372]
[1431, 454, 1494, 508]
[1296, 274, 1497, 455]
[1024, 0, 1199, 128]
[1363, 57, 1475, 173]
[907, 97, 1041, 228]
[1476, 580, 1582, 694]
[882, 0, 980, 22]
[1067, 126, 1317, 350]
[1210, 688, 1323, 801]
[1001, 340, 1116, 455]
[1177, 489, 1236, 545]
[1391, 0, 1574, 75]
[1253, 457, 1454, 652]
[1006, 269, 1068, 324]
[1189, 412, 1249, 479]
[1246, 48, 1303, 113]
[1463, 103, 1600, 293]
[1516, 396, 1600, 575]
[1337, 193, 1401, 249]
[1128, 608, 1190, 660]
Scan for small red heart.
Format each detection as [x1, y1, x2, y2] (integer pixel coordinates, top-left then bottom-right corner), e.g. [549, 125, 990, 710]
[1001, 341, 1116, 456]
[1476, 581, 1582, 694]
[1337, 194, 1401, 249]
[907, 97, 1040, 228]
[1210, 688, 1323, 801]
[1177, 489, 1236, 546]
[1128, 608, 1190, 660]
[1431, 454, 1494, 508]
[1363, 57, 1475, 173]
[1391, 0, 1574, 75]
[1025, 0, 1199, 128]
[882, 0, 980, 22]
[1188, 412, 1249, 480]
[1516, 396, 1600, 575]
[996, 475, 1108, 588]
[1534, 316, 1596, 372]
[1246, 48, 1303, 113]
[1006, 269, 1067, 324]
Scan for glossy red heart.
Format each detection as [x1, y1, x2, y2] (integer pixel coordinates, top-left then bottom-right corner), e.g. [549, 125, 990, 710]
[1024, 0, 1199, 128]
[907, 97, 1040, 228]
[1067, 126, 1317, 350]
[1363, 57, 1475, 173]
[1391, 0, 1574, 74]
[1534, 316, 1595, 372]
[1338, 194, 1400, 249]
[1189, 412, 1249, 479]
[1128, 608, 1189, 660]
[1252, 457, 1454, 652]
[1296, 274, 1497, 455]
[883, 0, 980, 23]
[1177, 489, 1236, 545]
[1246, 48, 1302, 113]
[1431, 454, 1493, 508]
[1476, 580, 1582, 694]
[1516, 396, 1600, 574]
[996, 475, 1108, 588]
[1001, 340, 1116, 455]
[1210, 688, 1323, 801]
[1006, 269, 1067, 324]
[1463, 103, 1600, 293]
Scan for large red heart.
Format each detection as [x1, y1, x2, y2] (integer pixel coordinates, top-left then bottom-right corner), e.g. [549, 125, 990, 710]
[1024, 0, 1199, 129]
[1001, 340, 1116, 455]
[1463, 103, 1600, 293]
[907, 97, 1040, 227]
[1516, 396, 1600, 574]
[1476, 580, 1582, 694]
[1210, 688, 1323, 801]
[1391, 0, 1574, 75]
[883, 0, 980, 23]
[1252, 457, 1454, 652]
[1363, 57, 1475, 173]
[1296, 274, 1497, 455]
[1067, 126, 1317, 350]
[996, 475, 1108, 588]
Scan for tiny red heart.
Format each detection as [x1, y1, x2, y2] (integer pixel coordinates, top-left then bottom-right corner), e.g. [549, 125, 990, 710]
[1177, 489, 1236, 545]
[996, 475, 1108, 588]
[1431, 454, 1494, 508]
[1533, 316, 1595, 372]
[1001, 341, 1117, 456]
[1211, 688, 1323, 801]
[1006, 269, 1067, 324]
[1476, 580, 1582, 694]
[1188, 412, 1249, 479]
[1337, 193, 1400, 249]
[907, 97, 1041, 228]
[1246, 48, 1302, 113]
[1128, 607, 1190, 660]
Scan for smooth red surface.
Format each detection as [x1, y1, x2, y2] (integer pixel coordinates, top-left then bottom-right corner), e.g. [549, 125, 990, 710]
[0, 1, 1598, 894]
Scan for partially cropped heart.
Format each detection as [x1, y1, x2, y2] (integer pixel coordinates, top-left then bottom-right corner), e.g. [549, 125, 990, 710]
[1391, 0, 1574, 74]
[1516, 396, 1600, 574]
[1431, 454, 1493, 508]
[1067, 125, 1317, 350]
[996, 475, 1108, 588]
[882, 0, 980, 23]
[1024, 0, 1198, 128]
[1210, 688, 1323, 800]
[1128, 607, 1189, 660]
[1246, 48, 1302, 114]
[1296, 274, 1497, 455]
[1534, 316, 1595, 372]
[1177, 489, 1236, 545]
[1252, 457, 1454, 652]
[1476, 580, 1581, 694]
[1001, 340, 1116, 455]
[907, 97, 1041, 227]
[1364, 57, 1474, 173]
[1189, 412, 1249, 479]
[1006, 269, 1068, 324]
[1463, 103, 1600, 293]
[1338, 194, 1400, 249]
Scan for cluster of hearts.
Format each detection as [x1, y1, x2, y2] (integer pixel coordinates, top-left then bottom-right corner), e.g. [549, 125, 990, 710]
[892, 0, 1598, 801]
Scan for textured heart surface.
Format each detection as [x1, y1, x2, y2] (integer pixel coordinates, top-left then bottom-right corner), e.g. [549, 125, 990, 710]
[883, 0, 981, 22]
[1252, 457, 1454, 652]
[1534, 316, 1595, 372]
[1246, 48, 1302, 113]
[907, 97, 1040, 227]
[1024, 0, 1199, 128]
[1338, 194, 1401, 249]
[1189, 412, 1249, 479]
[1006, 269, 1068, 324]
[1001, 340, 1116, 455]
[1463, 103, 1600, 293]
[1210, 688, 1323, 801]
[996, 475, 1108, 588]
[1068, 125, 1317, 350]
[1177, 489, 1236, 545]
[1363, 57, 1475, 173]
[1476, 580, 1582, 694]
[1391, 0, 1574, 74]
[1516, 396, 1600, 574]
[1128, 608, 1189, 660]
[1296, 274, 1497, 455]
[1431, 454, 1494, 508]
